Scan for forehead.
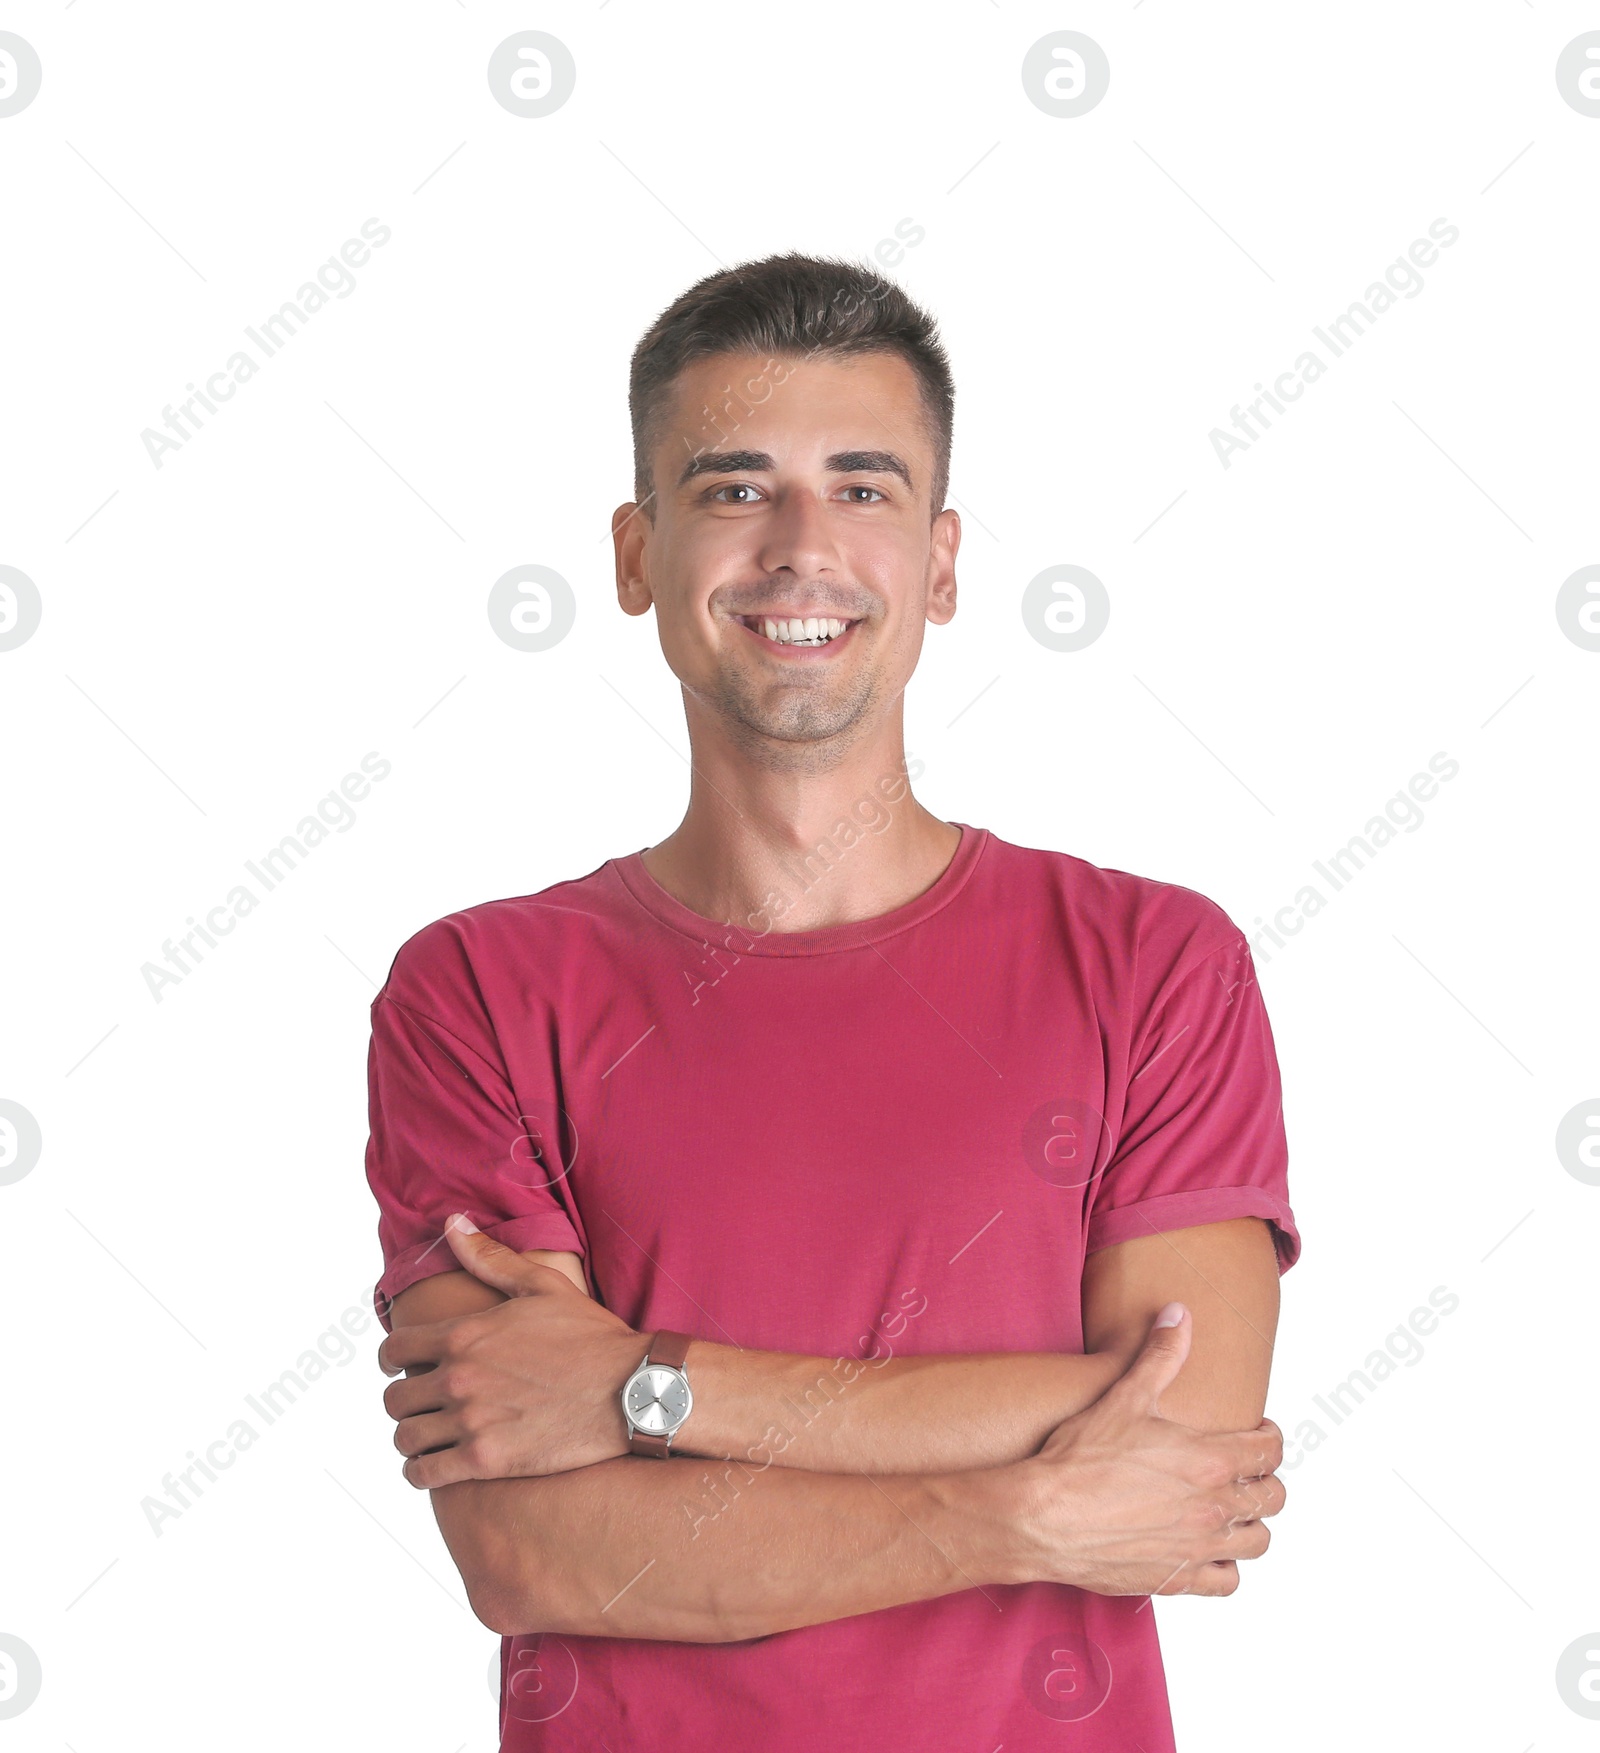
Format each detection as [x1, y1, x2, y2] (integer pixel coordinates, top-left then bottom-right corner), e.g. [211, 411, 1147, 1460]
[656, 349, 933, 473]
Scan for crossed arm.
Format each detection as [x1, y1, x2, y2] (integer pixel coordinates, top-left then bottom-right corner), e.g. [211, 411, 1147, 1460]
[379, 1215, 1284, 1642]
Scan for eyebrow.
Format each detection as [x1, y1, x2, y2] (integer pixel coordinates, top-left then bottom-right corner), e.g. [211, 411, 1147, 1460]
[677, 448, 914, 491]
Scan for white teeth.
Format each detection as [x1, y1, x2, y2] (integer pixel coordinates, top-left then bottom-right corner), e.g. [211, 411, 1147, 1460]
[753, 615, 853, 645]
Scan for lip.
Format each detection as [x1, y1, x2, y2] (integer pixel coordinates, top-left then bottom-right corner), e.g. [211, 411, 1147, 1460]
[733, 614, 862, 658]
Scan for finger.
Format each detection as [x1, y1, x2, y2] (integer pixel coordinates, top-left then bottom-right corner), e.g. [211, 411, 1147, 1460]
[1109, 1303, 1191, 1409]
[1157, 1558, 1239, 1598]
[402, 1445, 483, 1491]
[382, 1372, 449, 1423]
[1212, 1516, 1272, 1562]
[441, 1214, 577, 1299]
[1242, 1417, 1283, 1473]
[393, 1410, 466, 1460]
[440, 1213, 545, 1296]
[1187, 1560, 1242, 1597]
[1215, 1420, 1285, 1481]
[1224, 1472, 1286, 1521]
[377, 1322, 450, 1378]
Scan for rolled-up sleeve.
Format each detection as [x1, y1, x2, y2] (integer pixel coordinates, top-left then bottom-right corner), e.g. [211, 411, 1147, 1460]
[1087, 935, 1300, 1272]
[365, 957, 584, 1330]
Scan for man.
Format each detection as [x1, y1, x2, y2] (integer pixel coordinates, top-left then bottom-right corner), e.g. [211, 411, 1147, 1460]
[364, 253, 1299, 1751]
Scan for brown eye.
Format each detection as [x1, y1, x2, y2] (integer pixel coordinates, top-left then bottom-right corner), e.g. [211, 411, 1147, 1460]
[711, 483, 762, 504]
[843, 484, 886, 503]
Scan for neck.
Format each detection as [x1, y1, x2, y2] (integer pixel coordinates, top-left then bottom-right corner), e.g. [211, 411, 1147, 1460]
[639, 698, 960, 934]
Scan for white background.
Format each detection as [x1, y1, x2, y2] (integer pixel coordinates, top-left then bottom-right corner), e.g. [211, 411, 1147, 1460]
[2, 2, 1596, 1747]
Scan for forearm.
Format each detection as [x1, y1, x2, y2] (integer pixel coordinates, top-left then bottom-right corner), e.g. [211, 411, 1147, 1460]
[674, 1342, 1128, 1473]
[440, 1451, 1017, 1643]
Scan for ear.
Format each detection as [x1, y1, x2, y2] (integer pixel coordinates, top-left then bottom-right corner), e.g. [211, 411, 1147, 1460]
[613, 500, 655, 618]
[925, 506, 960, 626]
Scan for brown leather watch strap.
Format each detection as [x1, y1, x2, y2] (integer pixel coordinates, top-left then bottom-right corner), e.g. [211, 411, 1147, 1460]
[648, 1329, 691, 1370]
[628, 1330, 692, 1459]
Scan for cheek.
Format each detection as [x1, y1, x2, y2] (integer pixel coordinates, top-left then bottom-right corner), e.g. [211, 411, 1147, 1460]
[647, 534, 743, 672]
[883, 616, 931, 676]
[666, 521, 752, 601]
[847, 529, 920, 606]
[861, 544, 932, 644]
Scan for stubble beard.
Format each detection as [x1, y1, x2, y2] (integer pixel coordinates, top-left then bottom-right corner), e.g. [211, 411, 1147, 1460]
[696, 658, 884, 775]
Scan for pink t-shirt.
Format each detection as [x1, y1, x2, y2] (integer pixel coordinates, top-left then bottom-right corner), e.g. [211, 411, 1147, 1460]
[364, 824, 1299, 1751]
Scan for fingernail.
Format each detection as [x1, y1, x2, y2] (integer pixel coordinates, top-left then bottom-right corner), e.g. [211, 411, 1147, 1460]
[448, 1213, 478, 1235]
[1153, 1301, 1185, 1328]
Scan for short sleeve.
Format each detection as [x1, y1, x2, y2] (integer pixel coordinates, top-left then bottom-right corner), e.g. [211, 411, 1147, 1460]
[365, 958, 585, 1331]
[1087, 935, 1300, 1272]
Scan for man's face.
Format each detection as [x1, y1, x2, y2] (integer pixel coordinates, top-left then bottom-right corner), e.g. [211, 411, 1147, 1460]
[614, 348, 959, 767]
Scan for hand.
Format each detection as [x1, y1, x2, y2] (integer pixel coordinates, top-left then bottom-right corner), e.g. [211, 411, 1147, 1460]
[1002, 1303, 1285, 1598]
[377, 1215, 648, 1488]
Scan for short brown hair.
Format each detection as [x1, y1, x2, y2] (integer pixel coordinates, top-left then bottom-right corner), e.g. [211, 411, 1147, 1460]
[628, 251, 955, 518]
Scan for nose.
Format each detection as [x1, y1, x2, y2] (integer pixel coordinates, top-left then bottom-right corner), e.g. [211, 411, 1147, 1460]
[755, 487, 843, 582]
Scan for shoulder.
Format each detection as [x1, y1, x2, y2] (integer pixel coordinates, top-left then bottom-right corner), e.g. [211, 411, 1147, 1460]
[376, 858, 622, 1021]
[977, 829, 1250, 998]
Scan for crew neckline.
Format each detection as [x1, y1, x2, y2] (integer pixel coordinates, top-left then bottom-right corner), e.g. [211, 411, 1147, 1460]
[611, 823, 990, 956]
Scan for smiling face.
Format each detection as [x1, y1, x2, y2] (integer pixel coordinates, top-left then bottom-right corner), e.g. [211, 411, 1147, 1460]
[614, 348, 960, 770]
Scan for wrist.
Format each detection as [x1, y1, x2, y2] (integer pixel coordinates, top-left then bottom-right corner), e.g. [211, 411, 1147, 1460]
[664, 1337, 736, 1461]
[610, 1329, 651, 1459]
[619, 1328, 698, 1460]
[918, 1462, 1039, 1590]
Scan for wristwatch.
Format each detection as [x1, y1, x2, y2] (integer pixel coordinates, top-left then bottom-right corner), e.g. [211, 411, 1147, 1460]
[621, 1330, 693, 1458]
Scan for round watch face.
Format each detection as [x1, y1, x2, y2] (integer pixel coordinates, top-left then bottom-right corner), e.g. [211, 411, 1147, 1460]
[625, 1364, 691, 1433]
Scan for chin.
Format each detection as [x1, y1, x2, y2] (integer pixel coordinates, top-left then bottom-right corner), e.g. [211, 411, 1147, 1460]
[731, 706, 879, 771]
